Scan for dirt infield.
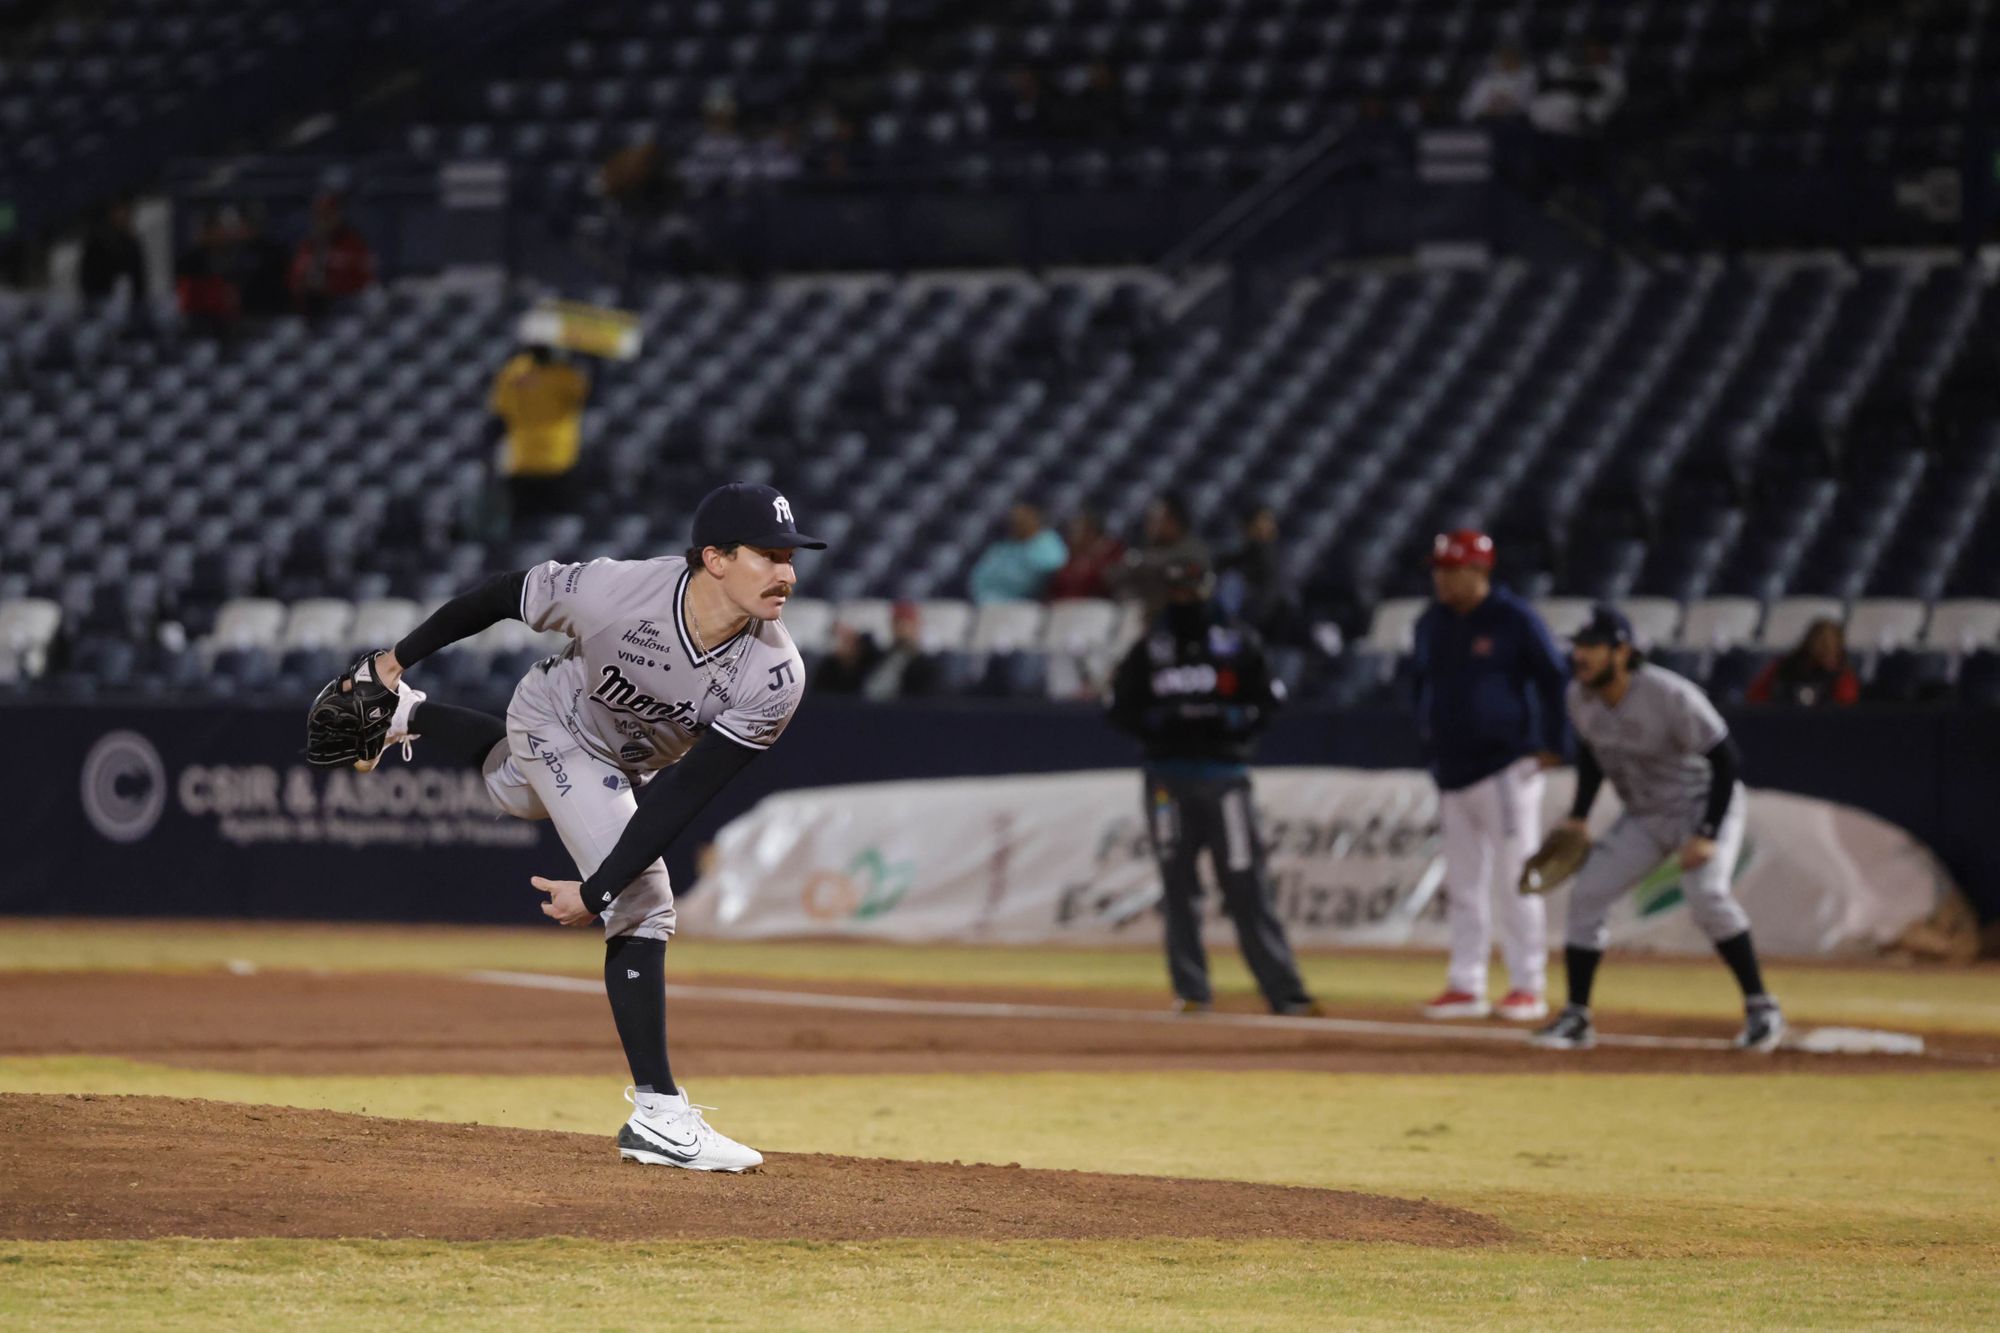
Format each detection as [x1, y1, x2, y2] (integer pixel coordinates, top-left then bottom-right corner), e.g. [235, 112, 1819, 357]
[0, 1093, 1504, 1245]
[3, 969, 1983, 1076]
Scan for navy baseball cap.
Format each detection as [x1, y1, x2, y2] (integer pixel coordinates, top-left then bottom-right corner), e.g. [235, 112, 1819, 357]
[1572, 604, 1634, 647]
[691, 483, 827, 552]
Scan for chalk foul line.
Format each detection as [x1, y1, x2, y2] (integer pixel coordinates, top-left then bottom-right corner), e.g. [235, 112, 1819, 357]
[465, 969, 1929, 1057]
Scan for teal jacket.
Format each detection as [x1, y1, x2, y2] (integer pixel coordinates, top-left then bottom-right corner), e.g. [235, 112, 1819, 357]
[969, 530, 1068, 603]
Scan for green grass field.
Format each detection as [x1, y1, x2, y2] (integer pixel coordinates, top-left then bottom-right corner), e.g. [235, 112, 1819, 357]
[6, 922, 1999, 1329]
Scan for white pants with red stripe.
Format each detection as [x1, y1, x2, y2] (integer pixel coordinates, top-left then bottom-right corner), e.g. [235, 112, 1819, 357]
[1436, 757, 1547, 996]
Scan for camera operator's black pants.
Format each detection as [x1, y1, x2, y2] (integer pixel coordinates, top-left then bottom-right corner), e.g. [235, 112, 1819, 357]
[1143, 768, 1311, 1012]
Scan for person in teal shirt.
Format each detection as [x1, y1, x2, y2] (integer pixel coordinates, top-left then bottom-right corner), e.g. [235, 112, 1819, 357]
[970, 502, 1069, 602]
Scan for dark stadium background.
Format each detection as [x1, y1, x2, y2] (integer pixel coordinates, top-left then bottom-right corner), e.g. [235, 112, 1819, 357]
[1, 0, 1995, 924]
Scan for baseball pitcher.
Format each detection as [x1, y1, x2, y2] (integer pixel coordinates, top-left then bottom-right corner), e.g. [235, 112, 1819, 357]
[306, 482, 825, 1168]
[1525, 604, 1785, 1052]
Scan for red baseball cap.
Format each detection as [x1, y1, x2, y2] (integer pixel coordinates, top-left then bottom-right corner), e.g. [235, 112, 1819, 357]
[1431, 529, 1495, 571]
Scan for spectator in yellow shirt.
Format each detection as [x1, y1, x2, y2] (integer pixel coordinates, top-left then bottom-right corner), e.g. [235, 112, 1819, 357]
[489, 342, 591, 529]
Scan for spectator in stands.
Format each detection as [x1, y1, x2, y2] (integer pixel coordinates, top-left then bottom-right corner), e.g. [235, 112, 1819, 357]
[1746, 620, 1860, 708]
[749, 121, 805, 187]
[994, 65, 1047, 139]
[1057, 61, 1128, 139]
[237, 203, 293, 318]
[862, 601, 941, 700]
[174, 207, 243, 336]
[1530, 41, 1624, 137]
[804, 99, 858, 178]
[79, 198, 148, 305]
[1218, 505, 1301, 643]
[598, 137, 704, 272]
[288, 192, 375, 316]
[1460, 42, 1538, 122]
[814, 624, 880, 694]
[601, 138, 669, 213]
[970, 502, 1068, 603]
[1114, 492, 1211, 614]
[489, 340, 591, 531]
[681, 93, 752, 197]
[1046, 509, 1127, 600]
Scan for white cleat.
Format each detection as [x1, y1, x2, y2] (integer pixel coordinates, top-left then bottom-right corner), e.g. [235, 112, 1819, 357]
[617, 1087, 763, 1173]
[355, 680, 426, 772]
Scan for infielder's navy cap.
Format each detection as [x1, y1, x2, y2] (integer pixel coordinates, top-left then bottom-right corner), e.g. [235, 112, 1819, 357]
[692, 482, 828, 551]
[1572, 603, 1633, 647]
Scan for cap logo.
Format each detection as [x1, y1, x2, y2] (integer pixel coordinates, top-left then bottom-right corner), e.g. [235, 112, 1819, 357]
[772, 495, 794, 525]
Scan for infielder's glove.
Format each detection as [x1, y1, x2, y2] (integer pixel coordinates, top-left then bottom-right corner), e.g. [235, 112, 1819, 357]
[306, 651, 399, 770]
[1519, 825, 1592, 895]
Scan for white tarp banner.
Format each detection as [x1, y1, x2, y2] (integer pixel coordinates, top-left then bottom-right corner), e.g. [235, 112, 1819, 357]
[682, 768, 1955, 957]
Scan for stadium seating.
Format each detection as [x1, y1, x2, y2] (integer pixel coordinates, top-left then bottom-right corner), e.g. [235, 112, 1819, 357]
[1531, 597, 1593, 640]
[1617, 596, 1683, 648]
[775, 596, 835, 654]
[970, 601, 1047, 654]
[1844, 599, 1929, 654]
[0, 0, 330, 180]
[1363, 598, 1427, 656]
[3, 249, 1997, 706]
[1926, 599, 2000, 655]
[378, 0, 1898, 197]
[1702, 0, 1998, 170]
[1756, 597, 1845, 653]
[1677, 598, 1761, 652]
[913, 599, 974, 652]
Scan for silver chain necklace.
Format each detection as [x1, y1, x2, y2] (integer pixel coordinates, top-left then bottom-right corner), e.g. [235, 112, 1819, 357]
[683, 582, 746, 714]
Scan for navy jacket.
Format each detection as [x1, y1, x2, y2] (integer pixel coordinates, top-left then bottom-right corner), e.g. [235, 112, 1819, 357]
[1409, 587, 1571, 791]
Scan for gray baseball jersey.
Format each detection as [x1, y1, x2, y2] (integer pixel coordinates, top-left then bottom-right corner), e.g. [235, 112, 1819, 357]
[509, 556, 806, 774]
[1566, 664, 1732, 826]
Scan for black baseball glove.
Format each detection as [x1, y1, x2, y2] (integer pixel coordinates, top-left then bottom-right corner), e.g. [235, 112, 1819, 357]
[306, 651, 401, 769]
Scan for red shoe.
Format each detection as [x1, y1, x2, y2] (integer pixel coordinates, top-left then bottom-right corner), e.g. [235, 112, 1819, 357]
[1421, 989, 1491, 1020]
[1495, 990, 1549, 1022]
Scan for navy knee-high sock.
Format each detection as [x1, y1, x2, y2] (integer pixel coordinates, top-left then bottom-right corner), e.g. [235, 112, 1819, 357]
[1714, 930, 1768, 1003]
[604, 936, 675, 1096]
[1565, 945, 1603, 1010]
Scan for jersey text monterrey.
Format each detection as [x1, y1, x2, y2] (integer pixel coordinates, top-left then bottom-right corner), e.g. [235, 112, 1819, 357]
[508, 556, 806, 774]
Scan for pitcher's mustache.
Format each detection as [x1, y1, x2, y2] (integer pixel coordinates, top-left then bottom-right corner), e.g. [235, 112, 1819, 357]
[764, 582, 794, 598]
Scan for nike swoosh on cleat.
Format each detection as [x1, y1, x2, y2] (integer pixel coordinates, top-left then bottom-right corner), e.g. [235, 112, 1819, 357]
[629, 1122, 702, 1159]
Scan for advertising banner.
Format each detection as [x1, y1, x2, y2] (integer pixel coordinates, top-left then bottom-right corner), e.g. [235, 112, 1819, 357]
[0, 707, 559, 923]
[683, 768, 1956, 957]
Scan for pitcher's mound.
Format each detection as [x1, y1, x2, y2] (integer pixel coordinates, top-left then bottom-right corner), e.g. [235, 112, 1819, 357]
[1, 1093, 1500, 1246]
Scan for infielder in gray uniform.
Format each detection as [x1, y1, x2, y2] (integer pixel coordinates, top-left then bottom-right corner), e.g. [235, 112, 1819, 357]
[1530, 605, 1785, 1053]
[332, 482, 823, 1169]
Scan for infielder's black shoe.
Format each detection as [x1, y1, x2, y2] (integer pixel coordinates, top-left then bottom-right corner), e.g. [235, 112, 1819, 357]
[1170, 998, 1213, 1015]
[1734, 999, 1786, 1053]
[1529, 1005, 1596, 1051]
